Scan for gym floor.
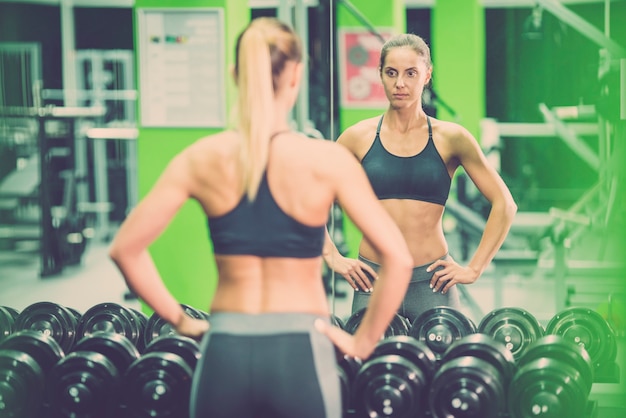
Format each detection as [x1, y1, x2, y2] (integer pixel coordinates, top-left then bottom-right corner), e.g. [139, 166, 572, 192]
[0, 220, 625, 416]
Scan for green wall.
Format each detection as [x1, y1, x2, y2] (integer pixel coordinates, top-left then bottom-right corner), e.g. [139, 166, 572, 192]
[133, 0, 248, 314]
[432, 0, 485, 139]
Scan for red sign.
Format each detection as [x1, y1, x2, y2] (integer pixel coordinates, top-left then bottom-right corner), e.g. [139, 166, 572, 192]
[338, 29, 394, 108]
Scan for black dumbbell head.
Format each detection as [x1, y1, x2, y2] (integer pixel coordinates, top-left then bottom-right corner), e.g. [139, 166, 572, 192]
[73, 330, 141, 375]
[15, 301, 78, 352]
[508, 356, 590, 418]
[441, 333, 517, 384]
[478, 307, 544, 361]
[0, 349, 45, 418]
[47, 351, 121, 418]
[122, 352, 194, 418]
[545, 307, 617, 370]
[409, 306, 477, 360]
[429, 355, 507, 418]
[76, 302, 143, 348]
[143, 334, 201, 371]
[0, 329, 64, 374]
[353, 354, 430, 418]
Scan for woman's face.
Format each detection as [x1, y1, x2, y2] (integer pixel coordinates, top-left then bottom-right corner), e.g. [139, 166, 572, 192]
[380, 46, 431, 109]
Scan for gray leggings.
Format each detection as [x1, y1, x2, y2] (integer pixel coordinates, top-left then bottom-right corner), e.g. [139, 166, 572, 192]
[190, 312, 342, 418]
[351, 254, 462, 325]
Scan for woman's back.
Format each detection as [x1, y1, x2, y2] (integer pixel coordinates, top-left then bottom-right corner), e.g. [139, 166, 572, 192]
[177, 130, 347, 314]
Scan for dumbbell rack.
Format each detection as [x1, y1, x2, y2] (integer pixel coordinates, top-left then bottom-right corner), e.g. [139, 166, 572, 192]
[338, 305, 623, 418]
[0, 301, 208, 418]
[1, 301, 623, 418]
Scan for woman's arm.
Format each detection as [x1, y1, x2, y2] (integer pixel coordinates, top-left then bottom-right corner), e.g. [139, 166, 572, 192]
[109, 153, 209, 338]
[429, 125, 518, 294]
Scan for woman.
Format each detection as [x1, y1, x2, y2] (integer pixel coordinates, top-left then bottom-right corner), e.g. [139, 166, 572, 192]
[108, 18, 412, 418]
[324, 33, 517, 324]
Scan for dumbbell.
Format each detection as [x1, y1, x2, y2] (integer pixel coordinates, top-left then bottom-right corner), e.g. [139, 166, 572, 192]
[76, 302, 145, 351]
[46, 350, 122, 418]
[343, 308, 410, 339]
[0, 329, 64, 374]
[129, 308, 149, 352]
[337, 354, 362, 416]
[143, 303, 209, 348]
[0, 305, 20, 343]
[143, 333, 202, 371]
[516, 334, 593, 395]
[45, 330, 143, 418]
[428, 333, 516, 418]
[0, 329, 65, 418]
[15, 301, 79, 352]
[66, 306, 83, 324]
[545, 307, 618, 381]
[73, 330, 141, 376]
[352, 335, 437, 418]
[478, 307, 544, 361]
[508, 334, 593, 418]
[408, 306, 477, 361]
[121, 334, 202, 418]
[0, 349, 45, 418]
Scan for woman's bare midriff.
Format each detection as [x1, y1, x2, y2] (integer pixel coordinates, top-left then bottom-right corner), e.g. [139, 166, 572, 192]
[209, 255, 330, 315]
[360, 199, 448, 266]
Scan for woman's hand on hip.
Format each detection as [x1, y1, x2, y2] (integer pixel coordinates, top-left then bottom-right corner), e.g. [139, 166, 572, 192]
[325, 255, 377, 292]
[427, 256, 479, 294]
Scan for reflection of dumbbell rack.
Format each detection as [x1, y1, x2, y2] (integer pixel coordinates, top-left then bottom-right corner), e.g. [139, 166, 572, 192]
[338, 305, 622, 418]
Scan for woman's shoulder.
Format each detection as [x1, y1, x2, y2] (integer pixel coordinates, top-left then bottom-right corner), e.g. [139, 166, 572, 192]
[429, 117, 474, 142]
[336, 115, 381, 149]
[343, 115, 382, 136]
[184, 130, 239, 156]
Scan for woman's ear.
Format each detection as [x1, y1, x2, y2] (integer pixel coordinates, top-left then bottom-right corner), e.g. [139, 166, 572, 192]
[425, 67, 433, 86]
[290, 61, 304, 88]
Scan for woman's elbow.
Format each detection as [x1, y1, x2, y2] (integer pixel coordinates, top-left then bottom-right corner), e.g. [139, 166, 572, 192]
[506, 196, 518, 219]
[108, 240, 126, 265]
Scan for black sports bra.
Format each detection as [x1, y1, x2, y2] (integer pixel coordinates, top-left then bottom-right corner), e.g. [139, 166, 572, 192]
[207, 171, 325, 258]
[361, 115, 451, 205]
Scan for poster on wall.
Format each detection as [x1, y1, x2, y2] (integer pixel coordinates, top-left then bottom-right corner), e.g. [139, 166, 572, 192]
[338, 28, 395, 108]
[137, 8, 225, 128]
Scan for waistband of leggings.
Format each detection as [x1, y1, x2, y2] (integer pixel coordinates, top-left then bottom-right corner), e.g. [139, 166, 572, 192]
[207, 312, 330, 335]
[358, 253, 449, 271]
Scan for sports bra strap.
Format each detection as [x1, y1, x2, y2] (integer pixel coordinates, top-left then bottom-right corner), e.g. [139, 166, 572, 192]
[376, 115, 384, 136]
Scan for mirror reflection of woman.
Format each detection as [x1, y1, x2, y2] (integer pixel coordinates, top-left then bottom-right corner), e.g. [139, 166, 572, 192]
[109, 18, 413, 418]
[324, 33, 517, 324]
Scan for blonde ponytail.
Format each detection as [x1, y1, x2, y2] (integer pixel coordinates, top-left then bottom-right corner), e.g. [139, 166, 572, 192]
[233, 18, 302, 201]
[236, 25, 275, 201]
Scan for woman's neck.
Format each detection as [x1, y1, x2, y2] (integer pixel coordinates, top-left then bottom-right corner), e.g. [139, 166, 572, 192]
[385, 107, 427, 132]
